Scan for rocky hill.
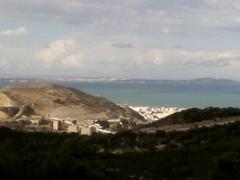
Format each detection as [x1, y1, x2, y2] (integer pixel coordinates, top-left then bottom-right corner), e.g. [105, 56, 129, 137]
[0, 83, 144, 122]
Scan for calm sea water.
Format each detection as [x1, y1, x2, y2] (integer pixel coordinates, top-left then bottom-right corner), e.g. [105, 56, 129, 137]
[60, 81, 240, 108]
[1, 81, 240, 108]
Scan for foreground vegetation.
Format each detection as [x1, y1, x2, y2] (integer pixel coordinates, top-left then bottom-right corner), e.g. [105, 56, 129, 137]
[1, 122, 240, 179]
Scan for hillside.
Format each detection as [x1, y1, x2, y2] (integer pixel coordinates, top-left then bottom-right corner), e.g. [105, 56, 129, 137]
[140, 107, 240, 131]
[0, 83, 144, 122]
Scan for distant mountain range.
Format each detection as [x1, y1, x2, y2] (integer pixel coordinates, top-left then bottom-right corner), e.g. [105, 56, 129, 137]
[113, 78, 238, 85]
[0, 77, 239, 85]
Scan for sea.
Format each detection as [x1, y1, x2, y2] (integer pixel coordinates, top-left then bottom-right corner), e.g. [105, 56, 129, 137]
[1, 79, 240, 108]
[61, 80, 240, 108]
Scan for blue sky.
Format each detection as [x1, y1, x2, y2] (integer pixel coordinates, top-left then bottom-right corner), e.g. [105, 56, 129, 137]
[0, 0, 240, 79]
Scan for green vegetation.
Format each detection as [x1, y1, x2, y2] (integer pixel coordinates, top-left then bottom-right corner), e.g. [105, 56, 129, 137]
[1, 122, 240, 179]
[145, 107, 240, 127]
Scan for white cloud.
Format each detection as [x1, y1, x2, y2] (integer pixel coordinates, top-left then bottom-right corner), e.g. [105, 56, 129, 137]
[0, 27, 29, 36]
[35, 39, 240, 73]
[35, 39, 75, 64]
[112, 42, 134, 49]
[205, 0, 240, 10]
[0, 45, 38, 76]
[62, 53, 83, 68]
[0, 36, 239, 79]
[1, 0, 240, 37]
[0, 57, 7, 67]
[36, 40, 139, 71]
[1, 1, 240, 79]
[146, 49, 240, 67]
[161, 28, 172, 34]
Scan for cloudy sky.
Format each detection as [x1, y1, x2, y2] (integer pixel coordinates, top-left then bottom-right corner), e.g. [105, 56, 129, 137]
[0, 0, 240, 79]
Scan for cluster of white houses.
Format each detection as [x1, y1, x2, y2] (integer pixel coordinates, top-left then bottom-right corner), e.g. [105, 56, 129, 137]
[130, 106, 185, 121]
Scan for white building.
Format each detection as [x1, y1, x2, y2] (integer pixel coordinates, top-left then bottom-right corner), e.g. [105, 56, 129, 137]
[30, 115, 43, 125]
[68, 125, 81, 133]
[81, 126, 97, 135]
[53, 120, 62, 131]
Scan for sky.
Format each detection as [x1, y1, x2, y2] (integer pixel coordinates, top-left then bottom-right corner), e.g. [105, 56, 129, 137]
[0, 0, 240, 80]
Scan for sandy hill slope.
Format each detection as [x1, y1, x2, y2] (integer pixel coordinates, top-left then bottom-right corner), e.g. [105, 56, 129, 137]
[0, 83, 144, 121]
